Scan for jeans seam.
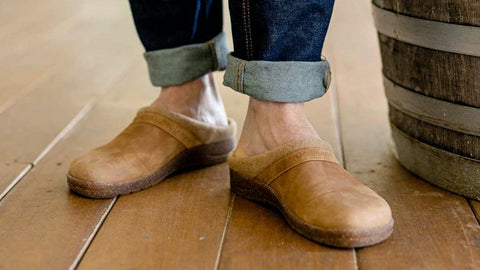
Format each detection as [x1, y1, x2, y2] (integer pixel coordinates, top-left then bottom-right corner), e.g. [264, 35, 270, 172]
[235, 61, 241, 92]
[242, 0, 253, 60]
[240, 61, 245, 93]
[245, 0, 253, 59]
[207, 40, 218, 70]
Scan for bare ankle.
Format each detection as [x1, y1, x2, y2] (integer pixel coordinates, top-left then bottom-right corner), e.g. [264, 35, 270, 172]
[249, 98, 305, 115]
[236, 98, 319, 156]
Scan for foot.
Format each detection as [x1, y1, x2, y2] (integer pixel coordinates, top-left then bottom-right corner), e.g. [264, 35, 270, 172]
[151, 73, 228, 126]
[228, 98, 393, 247]
[236, 98, 319, 156]
[67, 73, 236, 198]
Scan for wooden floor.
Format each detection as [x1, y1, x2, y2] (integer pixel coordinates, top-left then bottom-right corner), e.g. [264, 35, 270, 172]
[1, 0, 479, 269]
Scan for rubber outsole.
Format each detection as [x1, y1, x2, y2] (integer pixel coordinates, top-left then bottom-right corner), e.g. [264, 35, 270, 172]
[230, 169, 394, 248]
[67, 139, 235, 199]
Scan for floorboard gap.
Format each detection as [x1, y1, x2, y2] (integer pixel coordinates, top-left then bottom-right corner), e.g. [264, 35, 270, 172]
[467, 200, 480, 226]
[328, 46, 358, 270]
[32, 98, 97, 165]
[69, 196, 118, 270]
[353, 249, 359, 270]
[0, 164, 33, 201]
[213, 194, 236, 270]
[0, 57, 136, 202]
[0, 98, 97, 201]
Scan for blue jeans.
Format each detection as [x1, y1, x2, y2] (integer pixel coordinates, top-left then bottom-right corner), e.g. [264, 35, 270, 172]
[129, 0, 335, 102]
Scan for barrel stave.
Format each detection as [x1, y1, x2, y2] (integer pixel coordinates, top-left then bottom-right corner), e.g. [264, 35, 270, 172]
[379, 34, 480, 108]
[389, 104, 480, 160]
[374, 0, 480, 26]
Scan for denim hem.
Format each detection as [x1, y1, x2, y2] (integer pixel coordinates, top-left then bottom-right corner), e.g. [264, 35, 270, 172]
[143, 32, 229, 87]
[223, 54, 331, 103]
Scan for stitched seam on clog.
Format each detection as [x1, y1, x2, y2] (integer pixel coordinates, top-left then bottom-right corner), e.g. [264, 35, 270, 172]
[254, 148, 338, 185]
[228, 139, 337, 178]
[133, 112, 202, 148]
[254, 147, 335, 179]
[266, 159, 339, 187]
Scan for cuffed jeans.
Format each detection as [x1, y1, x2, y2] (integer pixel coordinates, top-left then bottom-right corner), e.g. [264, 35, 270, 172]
[129, 0, 335, 103]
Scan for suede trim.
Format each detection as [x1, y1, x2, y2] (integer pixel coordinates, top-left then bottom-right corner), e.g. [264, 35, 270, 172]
[227, 139, 338, 178]
[135, 107, 236, 148]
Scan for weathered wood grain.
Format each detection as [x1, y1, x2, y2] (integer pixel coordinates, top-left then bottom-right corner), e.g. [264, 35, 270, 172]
[374, 0, 480, 26]
[391, 124, 480, 200]
[389, 105, 480, 159]
[378, 34, 480, 108]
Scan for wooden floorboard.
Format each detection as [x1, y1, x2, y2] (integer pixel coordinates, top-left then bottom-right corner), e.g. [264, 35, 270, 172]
[77, 164, 233, 269]
[0, 62, 157, 269]
[2, 0, 480, 269]
[0, 0, 140, 196]
[0, 1, 122, 107]
[0, 1, 75, 42]
[217, 197, 355, 270]
[328, 0, 480, 269]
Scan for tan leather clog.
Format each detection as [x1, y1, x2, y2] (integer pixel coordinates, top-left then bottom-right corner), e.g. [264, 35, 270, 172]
[228, 139, 393, 248]
[67, 106, 236, 198]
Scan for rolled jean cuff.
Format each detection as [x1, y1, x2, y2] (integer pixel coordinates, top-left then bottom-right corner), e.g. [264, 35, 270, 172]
[143, 32, 229, 87]
[223, 54, 332, 103]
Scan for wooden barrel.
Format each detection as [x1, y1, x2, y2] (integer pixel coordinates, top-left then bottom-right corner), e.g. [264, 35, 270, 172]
[372, 0, 480, 200]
